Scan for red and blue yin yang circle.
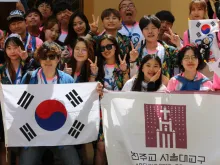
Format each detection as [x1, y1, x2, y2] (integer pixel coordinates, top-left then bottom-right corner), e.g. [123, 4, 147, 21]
[201, 24, 211, 34]
[35, 100, 67, 131]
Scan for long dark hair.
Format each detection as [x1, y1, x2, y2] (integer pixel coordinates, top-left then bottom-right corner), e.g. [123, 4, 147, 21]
[4, 37, 24, 83]
[64, 11, 90, 48]
[132, 55, 162, 91]
[96, 34, 120, 84]
[69, 37, 95, 82]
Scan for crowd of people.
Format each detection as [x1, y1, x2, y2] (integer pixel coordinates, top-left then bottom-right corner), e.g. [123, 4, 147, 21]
[0, 0, 220, 164]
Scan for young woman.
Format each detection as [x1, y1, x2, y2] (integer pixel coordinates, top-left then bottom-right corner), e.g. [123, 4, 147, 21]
[167, 45, 213, 91]
[0, 34, 32, 165]
[64, 11, 90, 56]
[183, 0, 218, 79]
[183, 0, 208, 46]
[19, 41, 81, 165]
[94, 34, 129, 165]
[129, 15, 182, 85]
[122, 54, 166, 92]
[64, 37, 97, 83]
[40, 16, 61, 43]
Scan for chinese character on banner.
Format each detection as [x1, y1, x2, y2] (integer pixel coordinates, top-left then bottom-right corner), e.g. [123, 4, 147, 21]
[144, 104, 187, 149]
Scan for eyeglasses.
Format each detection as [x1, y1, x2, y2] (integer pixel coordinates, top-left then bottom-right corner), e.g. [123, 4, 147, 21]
[40, 54, 57, 60]
[74, 48, 87, 54]
[183, 55, 197, 61]
[100, 44, 114, 52]
[120, 4, 135, 10]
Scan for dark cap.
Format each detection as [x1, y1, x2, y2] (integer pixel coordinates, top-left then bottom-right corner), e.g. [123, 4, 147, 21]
[7, 10, 25, 22]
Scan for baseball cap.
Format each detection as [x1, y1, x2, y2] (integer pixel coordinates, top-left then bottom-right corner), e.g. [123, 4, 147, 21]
[7, 10, 25, 22]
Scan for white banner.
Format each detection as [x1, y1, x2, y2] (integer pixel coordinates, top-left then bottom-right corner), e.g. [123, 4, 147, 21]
[189, 19, 220, 60]
[1, 83, 99, 147]
[101, 92, 220, 165]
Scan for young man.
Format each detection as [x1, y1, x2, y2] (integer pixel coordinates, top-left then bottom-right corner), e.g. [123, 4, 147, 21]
[89, 8, 131, 62]
[36, 0, 53, 25]
[118, 0, 144, 47]
[25, 8, 43, 37]
[7, 10, 43, 56]
[155, 10, 177, 46]
[53, 1, 73, 43]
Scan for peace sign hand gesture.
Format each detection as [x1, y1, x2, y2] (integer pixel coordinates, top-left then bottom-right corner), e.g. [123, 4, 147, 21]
[89, 14, 99, 34]
[119, 54, 127, 72]
[164, 28, 182, 49]
[129, 42, 139, 62]
[18, 46, 28, 61]
[88, 56, 98, 76]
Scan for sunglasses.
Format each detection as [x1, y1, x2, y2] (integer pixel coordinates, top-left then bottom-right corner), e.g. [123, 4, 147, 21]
[100, 44, 114, 52]
[40, 54, 57, 60]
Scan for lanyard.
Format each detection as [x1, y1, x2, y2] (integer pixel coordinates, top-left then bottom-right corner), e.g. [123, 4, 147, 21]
[121, 22, 135, 39]
[14, 65, 21, 84]
[6, 64, 21, 84]
[41, 70, 48, 84]
[41, 69, 58, 84]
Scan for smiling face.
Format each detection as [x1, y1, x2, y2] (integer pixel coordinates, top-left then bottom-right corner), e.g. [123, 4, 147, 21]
[26, 12, 41, 27]
[9, 20, 26, 36]
[44, 23, 59, 41]
[6, 42, 20, 61]
[119, 0, 136, 24]
[102, 13, 121, 31]
[39, 53, 60, 72]
[100, 39, 116, 61]
[142, 58, 160, 82]
[73, 41, 88, 62]
[190, 3, 206, 20]
[73, 16, 86, 36]
[181, 49, 199, 72]
[142, 23, 159, 42]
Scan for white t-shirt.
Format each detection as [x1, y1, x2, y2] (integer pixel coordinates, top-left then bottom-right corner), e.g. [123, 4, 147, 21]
[122, 77, 167, 92]
[118, 22, 144, 47]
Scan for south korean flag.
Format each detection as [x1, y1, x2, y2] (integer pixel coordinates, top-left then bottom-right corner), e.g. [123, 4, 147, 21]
[0, 83, 99, 147]
[189, 19, 220, 61]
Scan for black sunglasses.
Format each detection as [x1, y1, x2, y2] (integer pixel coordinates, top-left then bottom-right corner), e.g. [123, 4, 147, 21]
[100, 44, 114, 52]
[40, 54, 57, 60]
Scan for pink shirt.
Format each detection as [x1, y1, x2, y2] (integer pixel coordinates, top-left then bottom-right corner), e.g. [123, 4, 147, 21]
[167, 72, 213, 91]
[36, 37, 43, 48]
[213, 73, 220, 90]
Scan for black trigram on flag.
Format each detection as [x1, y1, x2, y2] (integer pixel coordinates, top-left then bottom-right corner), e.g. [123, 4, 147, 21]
[211, 21, 216, 27]
[68, 120, 85, 139]
[196, 32, 202, 38]
[65, 89, 83, 107]
[196, 22, 201, 28]
[17, 91, 34, 109]
[20, 123, 37, 141]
